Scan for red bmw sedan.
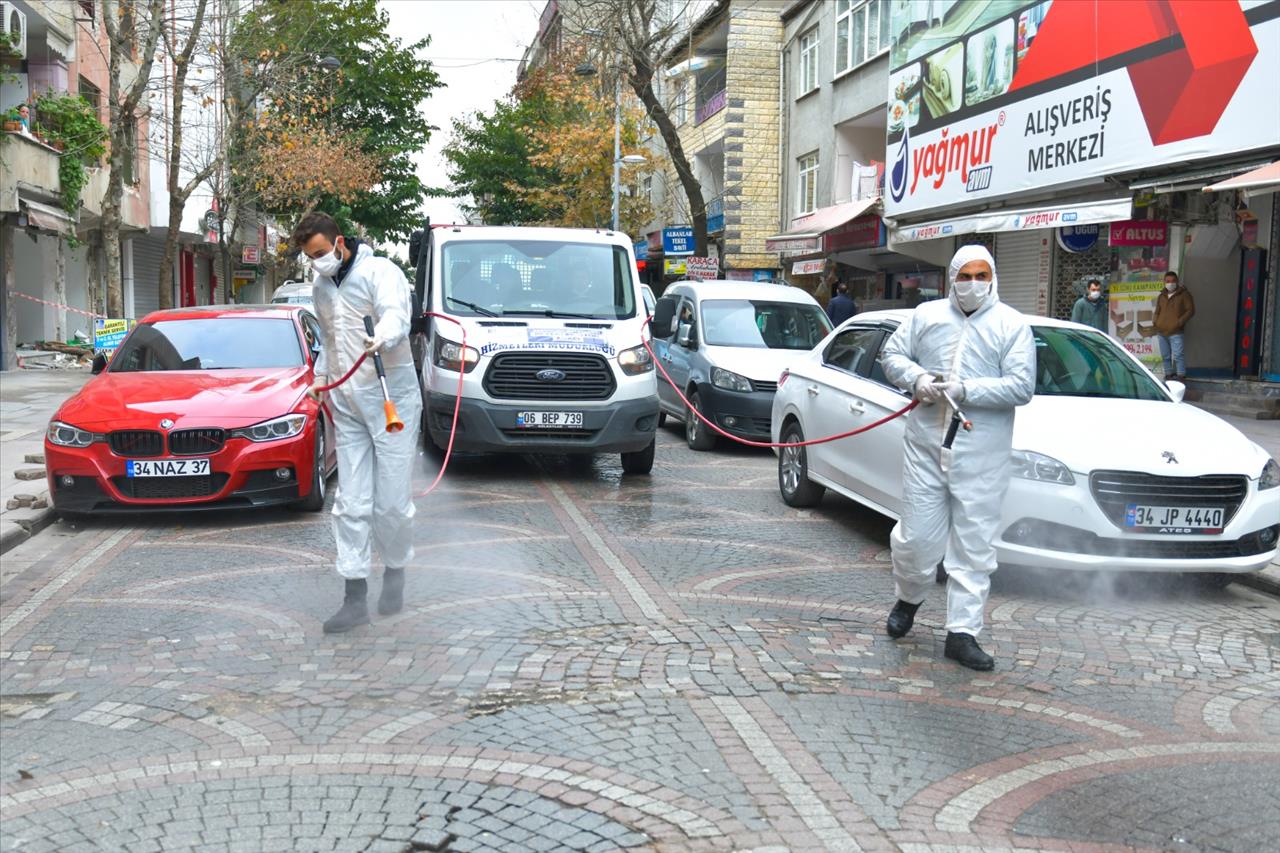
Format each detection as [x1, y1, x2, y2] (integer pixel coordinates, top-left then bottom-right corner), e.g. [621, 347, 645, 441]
[45, 305, 336, 514]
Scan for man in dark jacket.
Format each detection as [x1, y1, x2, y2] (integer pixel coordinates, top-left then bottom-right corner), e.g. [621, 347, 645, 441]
[1154, 271, 1194, 381]
[827, 282, 857, 325]
[1070, 279, 1109, 333]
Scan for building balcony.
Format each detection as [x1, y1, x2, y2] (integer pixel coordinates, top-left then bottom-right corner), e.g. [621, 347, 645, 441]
[0, 130, 61, 211]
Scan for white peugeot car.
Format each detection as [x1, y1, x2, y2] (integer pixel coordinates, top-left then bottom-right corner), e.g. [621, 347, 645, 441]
[771, 309, 1280, 576]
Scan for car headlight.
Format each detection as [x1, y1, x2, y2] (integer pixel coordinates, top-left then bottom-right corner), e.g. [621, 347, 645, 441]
[617, 343, 654, 376]
[434, 335, 480, 373]
[230, 414, 307, 442]
[712, 367, 753, 393]
[1261, 458, 1280, 490]
[1011, 449, 1075, 485]
[46, 420, 100, 448]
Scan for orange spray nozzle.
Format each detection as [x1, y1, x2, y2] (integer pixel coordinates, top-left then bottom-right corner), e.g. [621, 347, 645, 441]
[384, 400, 404, 433]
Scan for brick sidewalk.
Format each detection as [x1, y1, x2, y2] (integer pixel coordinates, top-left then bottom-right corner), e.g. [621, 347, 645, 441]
[2, 427, 1277, 852]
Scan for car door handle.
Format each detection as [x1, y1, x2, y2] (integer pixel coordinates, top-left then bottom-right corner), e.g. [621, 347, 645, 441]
[848, 400, 865, 414]
[807, 385, 820, 396]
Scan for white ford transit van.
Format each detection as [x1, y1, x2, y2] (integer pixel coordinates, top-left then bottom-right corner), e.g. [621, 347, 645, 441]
[408, 225, 659, 474]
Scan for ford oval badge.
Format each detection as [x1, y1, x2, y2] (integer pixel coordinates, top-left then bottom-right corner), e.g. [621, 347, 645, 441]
[536, 369, 566, 383]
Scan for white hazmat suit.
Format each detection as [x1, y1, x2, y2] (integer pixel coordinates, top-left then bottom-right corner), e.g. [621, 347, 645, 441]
[312, 243, 423, 580]
[880, 245, 1036, 636]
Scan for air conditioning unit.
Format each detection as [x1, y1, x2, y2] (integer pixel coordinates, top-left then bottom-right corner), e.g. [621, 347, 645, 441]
[0, 2, 27, 59]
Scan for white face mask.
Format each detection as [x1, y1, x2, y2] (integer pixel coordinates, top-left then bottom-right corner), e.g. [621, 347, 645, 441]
[953, 279, 988, 312]
[1165, 281, 1177, 292]
[311, 247, 341, 278]
[1087, 290, 1101, 301]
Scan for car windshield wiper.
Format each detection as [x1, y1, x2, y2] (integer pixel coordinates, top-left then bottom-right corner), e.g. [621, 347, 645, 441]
[500, 309, 602, 320]
[445, 296, 499, 317]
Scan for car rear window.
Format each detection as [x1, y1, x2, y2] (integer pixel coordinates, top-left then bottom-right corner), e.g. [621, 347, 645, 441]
[109, 318, 304, 371]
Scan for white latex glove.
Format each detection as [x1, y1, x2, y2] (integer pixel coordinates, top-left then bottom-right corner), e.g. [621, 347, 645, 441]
[914, 375, 944, 404]
[362, 333, 385, 354]
[307, 377, 328, 402]
[937, 380, 965, 403]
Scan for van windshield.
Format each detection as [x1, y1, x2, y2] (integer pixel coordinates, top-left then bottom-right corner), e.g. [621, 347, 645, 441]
[441, 241, 637, 320]
[700, 299, 832, 350]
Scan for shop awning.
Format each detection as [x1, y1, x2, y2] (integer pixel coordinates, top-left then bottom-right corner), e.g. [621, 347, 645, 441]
[888, 197, 1132, 244]
[765, 198, 878, 253]
[20, 198, 76, 237]
[1203, 160, 1280, 199]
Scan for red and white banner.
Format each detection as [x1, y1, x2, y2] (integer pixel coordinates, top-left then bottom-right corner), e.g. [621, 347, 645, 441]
[885, 1, 1280, 218]
[1109, 220, 1168, 246]
[684, 257, 719, 280]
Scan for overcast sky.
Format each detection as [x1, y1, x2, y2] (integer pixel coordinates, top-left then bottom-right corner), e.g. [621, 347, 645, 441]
[379, 0, 543, 230]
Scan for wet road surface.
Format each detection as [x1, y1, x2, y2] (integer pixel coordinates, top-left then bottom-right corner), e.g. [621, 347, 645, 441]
[2, 424, 1279, 852]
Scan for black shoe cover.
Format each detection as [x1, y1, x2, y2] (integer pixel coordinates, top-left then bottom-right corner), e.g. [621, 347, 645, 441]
[378, 568, 405, 616]
[323, 578, 370, 634]
[886, 599, 921, 639]
[944, 631, 994, 671]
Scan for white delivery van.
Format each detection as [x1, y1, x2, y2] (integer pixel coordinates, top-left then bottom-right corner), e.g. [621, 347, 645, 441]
[408, 224, 659, 474]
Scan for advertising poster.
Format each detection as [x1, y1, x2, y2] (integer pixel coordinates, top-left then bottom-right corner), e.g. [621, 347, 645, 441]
[885, 1, 1280, 217]
[1108, 243, 1171, 370]
[93, 318, 134, 354]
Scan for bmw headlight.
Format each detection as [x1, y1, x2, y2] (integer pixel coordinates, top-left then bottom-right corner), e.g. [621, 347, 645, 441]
[1011, 449, 1075, 485]
[433, 335, 480, 373]
[1261, 458, 1280, 490]
[712, 367, 753, 393]
[230, 414, 307, 442]
[46, 421, 100, 448]
[617, 343, 654, 376]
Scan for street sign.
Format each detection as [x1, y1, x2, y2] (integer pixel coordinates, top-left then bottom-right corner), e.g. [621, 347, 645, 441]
[685, 257, 718, 280]
[203, 210, 219, 231]
[241, 245, 261, 264]
[93, 318, 133, 354]
[663, 226, 694, 256]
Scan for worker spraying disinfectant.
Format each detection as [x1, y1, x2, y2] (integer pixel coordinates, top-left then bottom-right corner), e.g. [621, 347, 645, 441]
[879, 245, 1036, 671]
[293, 212, 423, 634]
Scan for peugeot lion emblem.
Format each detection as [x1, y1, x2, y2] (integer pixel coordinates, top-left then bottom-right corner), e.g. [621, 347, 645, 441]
[160, 418, 175, 429]
[535, 369, 566, 383]
[1162, 450, 1178, 465]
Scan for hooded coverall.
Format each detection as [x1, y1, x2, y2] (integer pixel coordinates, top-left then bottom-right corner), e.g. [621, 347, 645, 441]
[880, 245, 1036, 636]
[312, 243, 423, 580]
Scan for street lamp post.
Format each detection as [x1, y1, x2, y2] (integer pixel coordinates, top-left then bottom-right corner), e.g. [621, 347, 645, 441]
[577, 62, 646, 232]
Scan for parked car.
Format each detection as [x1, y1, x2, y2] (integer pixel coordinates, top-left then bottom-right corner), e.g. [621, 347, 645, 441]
[45, 305, 336, 514]
[408, 224, 659, 474]
[649, 280, 832, 449]
[270, 279, 313, 309]
[772, 309, 1280, 575]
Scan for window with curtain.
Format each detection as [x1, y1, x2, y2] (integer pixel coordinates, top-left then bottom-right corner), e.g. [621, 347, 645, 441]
[835, 0, 889, 76]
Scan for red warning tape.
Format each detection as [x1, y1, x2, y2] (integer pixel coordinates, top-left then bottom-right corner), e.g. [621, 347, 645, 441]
[7, 290, 106, 319]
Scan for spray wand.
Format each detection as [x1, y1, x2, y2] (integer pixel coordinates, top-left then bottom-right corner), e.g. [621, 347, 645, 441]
[941, 387, 972, 450]
[363, 315, 405, 433]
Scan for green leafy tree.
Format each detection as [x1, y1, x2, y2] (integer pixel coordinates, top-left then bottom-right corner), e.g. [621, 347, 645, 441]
[439, 96, 554, 225]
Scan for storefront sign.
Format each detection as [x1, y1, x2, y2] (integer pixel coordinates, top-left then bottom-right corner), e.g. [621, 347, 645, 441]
[791, 259, 825, 275]
[824, 215, 885, 252]
[765, 235, 821, 253]
[663, 226, 695, 255]
[633, 240, 648, 260]
[885, 3, 1280, 217]
[1109, 220, 1168, 246]
[241, 245, 261, 264]
[663, 258, 687, 277]
[891, 198, 1132, 244]
[685, 257, 719, 280]
[93, 318, 134, 354]
[1056, 224, 1101, 253]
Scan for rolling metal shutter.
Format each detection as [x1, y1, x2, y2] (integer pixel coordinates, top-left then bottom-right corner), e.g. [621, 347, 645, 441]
[995, 230, 1045, 314]
[131, 235, 166, 318]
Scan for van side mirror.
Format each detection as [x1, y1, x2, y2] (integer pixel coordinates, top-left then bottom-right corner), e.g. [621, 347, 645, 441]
[91, 352, 108, 374]
[677, 323, 696, 348]
[651, 296, 677, 338]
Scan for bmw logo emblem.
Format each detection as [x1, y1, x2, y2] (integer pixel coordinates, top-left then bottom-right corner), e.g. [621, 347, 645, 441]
[535, 369, 566, 383]
[160, 418, 175, 429]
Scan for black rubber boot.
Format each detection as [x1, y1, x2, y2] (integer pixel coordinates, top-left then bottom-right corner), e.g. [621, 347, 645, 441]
[945, 632, 995, 671]
[886, 600, 921, 639]
[323, 578, 370, 634]
[378, 568, 405, 616]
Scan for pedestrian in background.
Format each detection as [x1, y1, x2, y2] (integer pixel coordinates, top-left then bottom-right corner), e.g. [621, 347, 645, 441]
[1154, 271, 1194, 381]
[293, 212, 423, 634]
[827, 281, 858, 326]
[879, 245, 1036, 671]
[1070, 279, 1109, 333]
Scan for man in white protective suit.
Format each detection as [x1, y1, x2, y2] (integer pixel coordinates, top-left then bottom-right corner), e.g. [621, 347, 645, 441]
[879, 244, 1036, 670]
[293, 212, 424, 634]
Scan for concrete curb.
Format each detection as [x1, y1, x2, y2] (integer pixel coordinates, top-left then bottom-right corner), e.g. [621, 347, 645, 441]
[1235, 565, 1280, 599]
[0, 507, 55, 556]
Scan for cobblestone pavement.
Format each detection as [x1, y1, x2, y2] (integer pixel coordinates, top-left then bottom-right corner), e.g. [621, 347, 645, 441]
[2, 425, 1278, 852]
